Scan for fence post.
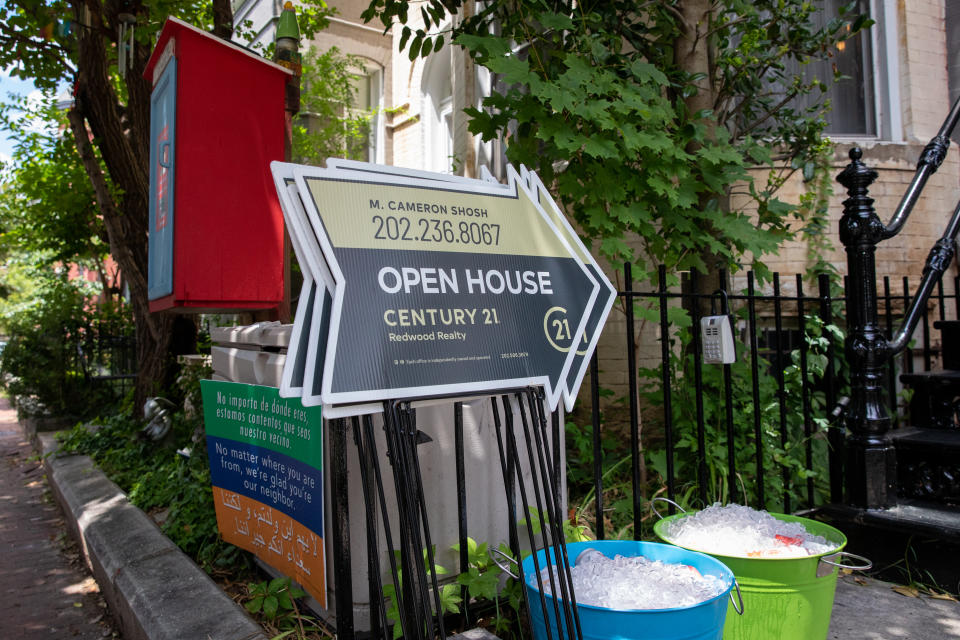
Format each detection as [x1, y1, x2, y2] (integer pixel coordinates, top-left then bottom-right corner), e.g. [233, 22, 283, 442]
[836, 147, 897, 508]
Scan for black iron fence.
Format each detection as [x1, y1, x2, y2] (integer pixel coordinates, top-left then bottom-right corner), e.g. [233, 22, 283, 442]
[65, 319, 137, 399]
[1, 313, 136, 417]
[581, 265, 960, 541]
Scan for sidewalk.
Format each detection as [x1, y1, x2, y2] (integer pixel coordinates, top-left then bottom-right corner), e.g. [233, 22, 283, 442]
[0, 396, 118, 639]
[831, 573, 960, 639]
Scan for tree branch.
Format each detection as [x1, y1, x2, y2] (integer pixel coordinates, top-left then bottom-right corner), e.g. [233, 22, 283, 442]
[212, 0, 234, 41]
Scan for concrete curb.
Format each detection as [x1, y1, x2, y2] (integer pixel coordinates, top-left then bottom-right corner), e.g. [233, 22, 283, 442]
[37, 432, 268, 640]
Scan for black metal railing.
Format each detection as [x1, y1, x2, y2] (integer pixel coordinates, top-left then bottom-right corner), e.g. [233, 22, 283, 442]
[839, 96, 960, 508]
[65, 319, 137, 399]
[581, 267, 960, 542]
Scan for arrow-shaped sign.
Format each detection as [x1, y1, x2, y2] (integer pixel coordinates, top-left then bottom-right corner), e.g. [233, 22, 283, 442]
[520, 166, 618, 412]
[284, 162, 599, 411]
[322, 159, 617, 412]
[271, 167, 332, 401]
[272, 165, 384, 417]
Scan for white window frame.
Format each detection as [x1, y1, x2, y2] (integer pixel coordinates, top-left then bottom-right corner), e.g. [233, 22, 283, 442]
[421, 43, 455, 174]
[873, 0, 902, 142]
[351, 65, 385, 164]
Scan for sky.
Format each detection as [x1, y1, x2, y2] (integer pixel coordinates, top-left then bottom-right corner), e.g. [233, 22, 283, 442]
[0, 66, 46, 166]
[0, 63, 71, 172]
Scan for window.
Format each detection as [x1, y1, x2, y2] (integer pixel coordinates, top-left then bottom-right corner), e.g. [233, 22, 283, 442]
[422, 43, 455, 173]
[349, 67, 384, 163]
[295, 59, 383, 166]
[947, 2, 960, 144]
[786, 0, 900, 140]
[821, 0, 876, 135]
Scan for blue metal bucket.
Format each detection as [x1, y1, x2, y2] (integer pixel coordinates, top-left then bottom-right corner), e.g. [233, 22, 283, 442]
[522, 540, 736, 640]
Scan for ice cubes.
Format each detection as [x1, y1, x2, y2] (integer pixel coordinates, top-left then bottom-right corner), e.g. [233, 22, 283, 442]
[531, 550, 727, 611]
[662, 503, 836, 558]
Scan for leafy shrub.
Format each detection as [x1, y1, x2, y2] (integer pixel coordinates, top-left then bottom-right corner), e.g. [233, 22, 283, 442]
[55, 358, 247, 573]
[640, 315, 845, 512]
[0, 268, 131, 418]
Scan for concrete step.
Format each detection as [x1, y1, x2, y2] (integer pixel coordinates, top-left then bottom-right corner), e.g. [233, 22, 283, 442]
[821, 500, 960, 542]
[898, 370, 960, 430]
[892, 429, 960, 507]
[935, 320, 960, 370]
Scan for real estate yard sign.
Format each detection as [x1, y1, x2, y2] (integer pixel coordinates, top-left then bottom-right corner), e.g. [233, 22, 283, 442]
[273, 161, 606, 415]
[201, 379, 326, 607]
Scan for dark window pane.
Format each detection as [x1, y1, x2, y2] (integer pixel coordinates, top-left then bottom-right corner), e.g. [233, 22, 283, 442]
[788, 0, 876, 136]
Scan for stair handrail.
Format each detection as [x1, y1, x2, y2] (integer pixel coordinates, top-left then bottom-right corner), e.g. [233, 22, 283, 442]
[836, 97, 960, 508]
[882, 95, 960, 239]
[883, 96, 960, 355]
[888, 198, 960, 355]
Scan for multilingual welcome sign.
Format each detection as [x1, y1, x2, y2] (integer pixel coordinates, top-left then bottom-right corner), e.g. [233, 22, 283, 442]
[201, 380, 327, 607]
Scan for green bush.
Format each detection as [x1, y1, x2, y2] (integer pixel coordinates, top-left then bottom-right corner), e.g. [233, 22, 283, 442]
[56, 358, 249, 574]
[640, 315, 845, 513]
[0, 270, 131, 418]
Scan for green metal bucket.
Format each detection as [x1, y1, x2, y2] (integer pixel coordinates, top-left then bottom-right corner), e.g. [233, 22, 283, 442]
[654, 511, 869, 640]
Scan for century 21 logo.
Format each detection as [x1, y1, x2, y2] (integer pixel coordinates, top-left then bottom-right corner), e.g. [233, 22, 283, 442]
[543, 306, 588, 354]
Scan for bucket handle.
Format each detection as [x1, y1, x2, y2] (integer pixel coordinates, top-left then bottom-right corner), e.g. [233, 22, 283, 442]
[730, 580, 744, 615]
[651, 497, 687, 520]
[817, 551, 873, 577]
[489, 547, 521, 580]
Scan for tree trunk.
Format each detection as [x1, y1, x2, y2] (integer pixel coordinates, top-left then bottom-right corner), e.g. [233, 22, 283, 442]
[673, 0, 730, 311]
[68, 0, 176, 416]
[212, 0, 234, 40]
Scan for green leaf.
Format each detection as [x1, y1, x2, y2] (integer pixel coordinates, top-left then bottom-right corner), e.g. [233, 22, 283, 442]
[263, 595, 279, 619]
[439, 583, 462, 613]
[519, 507, 543, 534]
[537, 11, 574, 31]
[469, 569, 500, 601]
[421, 36, 434, 58]
[245, 597, 263, 614]
[268, 577, 289, 594]
[630, 60, 669, 86]
[409, 33, 423, 61]
[485, 53, 532, 83]
[582, 137, 619, 159]
[454, 34, 512, 58]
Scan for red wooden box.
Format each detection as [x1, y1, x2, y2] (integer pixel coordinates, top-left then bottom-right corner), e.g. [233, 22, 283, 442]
[144, 18, 290, 313]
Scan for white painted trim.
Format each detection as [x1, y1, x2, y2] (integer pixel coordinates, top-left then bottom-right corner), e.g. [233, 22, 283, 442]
[880, 0, 903, 142]
[328, 16, 387, 36]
